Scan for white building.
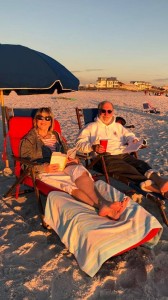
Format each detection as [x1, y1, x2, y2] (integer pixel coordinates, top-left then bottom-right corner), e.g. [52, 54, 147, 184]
[96, 77, 120, 89]
[130, 81, 152, 90]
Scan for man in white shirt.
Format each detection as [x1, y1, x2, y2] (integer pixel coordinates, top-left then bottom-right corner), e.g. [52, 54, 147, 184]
[76, 101, 168, 199]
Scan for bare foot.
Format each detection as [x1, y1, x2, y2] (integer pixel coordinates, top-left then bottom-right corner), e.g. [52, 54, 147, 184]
[98, 197, 130, 220]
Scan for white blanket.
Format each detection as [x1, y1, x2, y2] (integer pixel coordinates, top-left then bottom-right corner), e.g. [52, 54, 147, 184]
[44, 180, 163, 277]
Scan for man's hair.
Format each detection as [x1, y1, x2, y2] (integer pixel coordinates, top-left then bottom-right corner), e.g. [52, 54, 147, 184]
[98, 101, 113, 114]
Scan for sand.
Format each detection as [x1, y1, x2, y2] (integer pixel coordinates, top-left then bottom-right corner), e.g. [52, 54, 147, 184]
[0, 90, 168, 299]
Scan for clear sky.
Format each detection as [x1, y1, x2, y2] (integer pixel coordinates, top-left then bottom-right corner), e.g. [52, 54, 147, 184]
[1, 0, 168, 86]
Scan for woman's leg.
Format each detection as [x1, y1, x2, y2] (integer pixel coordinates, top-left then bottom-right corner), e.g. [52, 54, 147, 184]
[72, 170, 129, 220]
[64, 165, 98, 206]
[98, 196, 130, 220]
[73, 171, 99, 207]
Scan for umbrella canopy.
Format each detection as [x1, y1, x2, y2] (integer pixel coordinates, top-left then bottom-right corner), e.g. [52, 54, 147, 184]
[0, 44, 79, 170]
[0, 44, 79, 94]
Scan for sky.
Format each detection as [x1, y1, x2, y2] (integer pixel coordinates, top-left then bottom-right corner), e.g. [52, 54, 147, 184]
[0, 0, 168, 86]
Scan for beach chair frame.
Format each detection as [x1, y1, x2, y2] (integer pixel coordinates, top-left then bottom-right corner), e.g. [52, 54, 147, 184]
[143, 102, 160, 114]
[129, 182, 168, 226]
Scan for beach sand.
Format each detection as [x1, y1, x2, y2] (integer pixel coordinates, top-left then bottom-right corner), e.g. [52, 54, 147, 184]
[0, 90, 168, 299]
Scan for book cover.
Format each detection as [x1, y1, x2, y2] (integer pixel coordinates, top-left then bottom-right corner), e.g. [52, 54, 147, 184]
[50, 152, 67, 171]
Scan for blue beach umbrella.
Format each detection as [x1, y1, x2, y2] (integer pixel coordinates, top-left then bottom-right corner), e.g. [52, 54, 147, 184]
[0, 44, 79, 94]
[0, 43, 79, 169]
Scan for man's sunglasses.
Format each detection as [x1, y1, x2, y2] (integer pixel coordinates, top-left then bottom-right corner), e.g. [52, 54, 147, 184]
[36, 115, 52, 121]
[100, 109, 113, 114]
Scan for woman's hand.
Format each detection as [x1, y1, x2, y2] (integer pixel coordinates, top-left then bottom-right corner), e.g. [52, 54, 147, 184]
[67, 157, 79, 164]
[44, 163, 60, 173]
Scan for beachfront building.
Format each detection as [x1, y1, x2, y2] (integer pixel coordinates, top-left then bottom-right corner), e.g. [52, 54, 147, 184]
[130, 81, 152, 90]
[120, 82, 138, 91]
[96, 77, 120, 89]
[79, 83, 97, 90]
[85, 83, 97, 89]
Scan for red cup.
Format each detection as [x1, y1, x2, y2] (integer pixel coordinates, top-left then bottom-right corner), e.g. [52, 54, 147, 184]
[100, 139, 108, 151]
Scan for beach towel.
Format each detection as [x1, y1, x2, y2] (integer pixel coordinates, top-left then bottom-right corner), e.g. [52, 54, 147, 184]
[44, 180, 163, 277]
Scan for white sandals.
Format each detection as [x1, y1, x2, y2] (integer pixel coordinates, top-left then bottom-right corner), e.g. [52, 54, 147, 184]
[144, 169, 160, 179]
[140, 179, 160, 193]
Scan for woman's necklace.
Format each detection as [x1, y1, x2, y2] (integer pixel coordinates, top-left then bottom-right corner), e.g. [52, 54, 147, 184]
[37, 130, 50, 139]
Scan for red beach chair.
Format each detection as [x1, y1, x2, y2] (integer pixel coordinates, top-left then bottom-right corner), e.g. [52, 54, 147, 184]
[3, 112, 66, 226]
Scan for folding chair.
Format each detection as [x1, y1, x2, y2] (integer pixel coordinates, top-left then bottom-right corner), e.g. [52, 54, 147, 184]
[5, 107, 39, 129]
[143, 102, 160, 114]
[3, 111, 66, 226]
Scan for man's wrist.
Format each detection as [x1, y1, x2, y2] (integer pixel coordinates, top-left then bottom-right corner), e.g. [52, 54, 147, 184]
[92, 144, 97, 152]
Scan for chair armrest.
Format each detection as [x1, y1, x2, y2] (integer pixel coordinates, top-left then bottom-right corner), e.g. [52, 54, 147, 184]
[139, 145, 148, 150]
[12, 155, 42, 166]
[76, 151, 110, 184]
[76, 151, 109, 161]
[76, 152, 93, 160]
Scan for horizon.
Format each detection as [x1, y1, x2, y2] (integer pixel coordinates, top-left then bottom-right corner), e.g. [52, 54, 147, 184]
[0, 0, 168, 86]
[79, 79, 167, 89]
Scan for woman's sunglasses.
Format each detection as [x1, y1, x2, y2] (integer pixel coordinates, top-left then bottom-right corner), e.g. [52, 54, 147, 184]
[100, 109, 113, 114]
[36, 115, 52, 121]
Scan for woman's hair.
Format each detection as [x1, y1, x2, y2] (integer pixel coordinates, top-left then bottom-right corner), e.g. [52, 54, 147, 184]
[33, 107, 54, 131]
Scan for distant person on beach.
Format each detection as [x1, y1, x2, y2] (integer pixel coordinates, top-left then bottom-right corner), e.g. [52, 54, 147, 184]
[76, 101, 168, 199]
[20, 107, 129, 220]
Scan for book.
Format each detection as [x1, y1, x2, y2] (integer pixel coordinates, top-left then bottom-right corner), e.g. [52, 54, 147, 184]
[123, 139, 143, 153]
[50, 148, 77, 171]
[50, 152, 67, 171]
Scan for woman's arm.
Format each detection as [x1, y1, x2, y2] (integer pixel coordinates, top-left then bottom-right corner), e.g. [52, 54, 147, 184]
[21, 140, 60, 173]
[20, 138, 34, 159]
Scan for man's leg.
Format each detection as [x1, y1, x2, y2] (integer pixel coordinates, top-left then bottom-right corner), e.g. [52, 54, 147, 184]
[122, 155, 168, 198]
[145, 170, 168, 198]
[104, 154, 147, 184]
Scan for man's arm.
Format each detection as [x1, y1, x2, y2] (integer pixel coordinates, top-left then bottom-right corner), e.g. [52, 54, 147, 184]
[76, 125, 98, 153]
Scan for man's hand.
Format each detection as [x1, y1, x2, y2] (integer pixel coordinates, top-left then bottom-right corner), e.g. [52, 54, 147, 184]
[92, 144, 106, 154]
[132, 138, 139, 143]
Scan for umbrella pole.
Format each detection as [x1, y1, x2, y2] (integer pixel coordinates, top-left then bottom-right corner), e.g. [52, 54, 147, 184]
[0, 90, 11, 172]
[0, 90, 7, 138]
